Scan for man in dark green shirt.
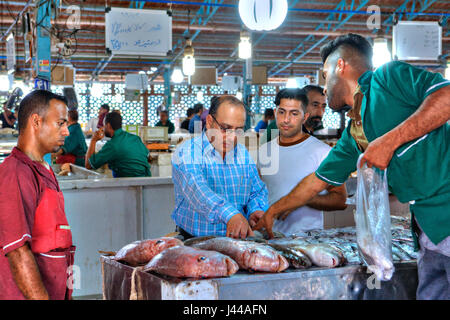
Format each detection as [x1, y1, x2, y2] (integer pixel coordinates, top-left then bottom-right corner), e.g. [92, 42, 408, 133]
[255, 34, 450, 300]
[85, 112, 151, 177]
[53, 110, 87, 167]
[155, 110, 175, 134]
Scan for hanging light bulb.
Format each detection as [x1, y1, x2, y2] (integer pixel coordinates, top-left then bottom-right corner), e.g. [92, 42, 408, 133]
[235, 91, 243, 100]
[239, 0, 288, 31]
[182, 39, 196, 76]
[372, 35, 391, 69]
[239, 30, 252, 59]
[286, 69, 297, 88]
[171, 67, 184, 83]
[286, 78, 298, 88]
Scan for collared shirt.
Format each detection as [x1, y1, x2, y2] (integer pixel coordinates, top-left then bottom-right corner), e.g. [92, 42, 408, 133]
[89, 129, 151, 177]
[347, 86, 369, 151]
[0, 147, 62, 299]
[62, 123, 88, 166]
[171, 132, 269, 237]
[155, 120, 175, 134]
[315, 61, 450, 245]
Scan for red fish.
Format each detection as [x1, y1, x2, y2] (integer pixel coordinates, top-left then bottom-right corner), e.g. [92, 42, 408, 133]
[143, 246, 239, 278]
[190, 237, 289, 272]
[113, 237, 183, 266]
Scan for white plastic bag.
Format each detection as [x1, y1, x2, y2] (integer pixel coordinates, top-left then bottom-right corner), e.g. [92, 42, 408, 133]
[354, 155, 394, 281]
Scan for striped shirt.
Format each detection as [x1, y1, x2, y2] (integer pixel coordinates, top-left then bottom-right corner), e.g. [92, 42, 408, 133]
[171, 132, 268, 237]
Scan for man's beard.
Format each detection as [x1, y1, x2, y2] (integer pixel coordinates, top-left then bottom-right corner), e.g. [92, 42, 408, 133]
[305, 116, 324, 131]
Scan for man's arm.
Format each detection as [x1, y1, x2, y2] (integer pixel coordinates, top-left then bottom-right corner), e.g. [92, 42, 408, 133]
[361, 81, 450, 170]
[253, 172, 329, 238]
[85, 129, 104, 169]
[305, 184, 347, 211]
[7, 244, 49, 300]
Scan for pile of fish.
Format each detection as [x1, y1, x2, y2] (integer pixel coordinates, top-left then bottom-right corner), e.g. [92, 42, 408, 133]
[109, 216, 417, 279]
[111, 237, 239, 279]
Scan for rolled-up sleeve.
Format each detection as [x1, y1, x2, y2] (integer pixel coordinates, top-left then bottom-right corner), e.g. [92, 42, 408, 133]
[315, 123, 361, 186]
[89, 141, 116, 170]
[172, 151, 241, 225]
[245, 164, 269, 217]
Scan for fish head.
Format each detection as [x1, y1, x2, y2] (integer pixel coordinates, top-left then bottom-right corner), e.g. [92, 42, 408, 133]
[191, 252, 238, 278]
[244, 246, 289, 272]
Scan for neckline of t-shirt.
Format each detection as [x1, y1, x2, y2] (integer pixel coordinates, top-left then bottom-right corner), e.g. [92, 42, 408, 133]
[277, 134, 311, 147]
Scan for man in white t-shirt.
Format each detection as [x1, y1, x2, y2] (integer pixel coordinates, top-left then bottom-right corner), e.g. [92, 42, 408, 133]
[257, 88, 347, 235]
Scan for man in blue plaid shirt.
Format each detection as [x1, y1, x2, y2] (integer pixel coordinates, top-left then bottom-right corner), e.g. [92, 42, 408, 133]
[172, 95, 268, 239]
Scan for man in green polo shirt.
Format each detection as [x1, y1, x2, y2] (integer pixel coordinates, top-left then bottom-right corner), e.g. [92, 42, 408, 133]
[52, 110, 87, 167]
[155, 110, 175, 134]
[255, 33, 450, 300]
[85, 112, 151, 177]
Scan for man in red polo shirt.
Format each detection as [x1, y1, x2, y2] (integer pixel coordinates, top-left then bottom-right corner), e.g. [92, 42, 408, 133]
[0, 90, 76, 300]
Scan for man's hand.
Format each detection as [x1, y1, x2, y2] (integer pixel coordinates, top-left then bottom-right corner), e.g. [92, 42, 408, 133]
[226, 213, 254, 239]
[253, 208, 278, 239]
[248, 211, 264, 228]
[359, 133, 398, 170]
[92, 128, 104, 142]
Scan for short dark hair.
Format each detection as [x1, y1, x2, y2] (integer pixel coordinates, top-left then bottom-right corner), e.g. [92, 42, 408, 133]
[209, 95, 245, 118]
[18, 90, 68, 133]
[193, 103, 204, 114]
[100, 104, 110, 112]
[320, 33, 373, 70]
[264, 108, 274, 118]
[68, 110, 79, 122]
[105, 112, 122, 130]
[186, 107, 195, 117]
[302, 85, 324, 96]
[274, 88, 308, 111]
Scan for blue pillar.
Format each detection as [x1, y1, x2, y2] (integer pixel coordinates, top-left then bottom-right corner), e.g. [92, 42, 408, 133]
[34, 0, 59, 90]
[164, 65, 172, 110]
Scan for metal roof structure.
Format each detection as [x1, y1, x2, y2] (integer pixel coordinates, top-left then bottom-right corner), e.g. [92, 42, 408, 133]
[1, 0, 449, 83]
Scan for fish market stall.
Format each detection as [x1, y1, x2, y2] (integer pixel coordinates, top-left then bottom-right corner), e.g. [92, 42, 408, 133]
[100, 257, 417, 300]
[100, 217, 419, 300]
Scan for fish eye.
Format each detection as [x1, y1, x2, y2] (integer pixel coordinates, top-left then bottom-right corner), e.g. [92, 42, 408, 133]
[251, 249, 258, 254]
[198, 256, 207, 262]
[156, 240, 163, 244]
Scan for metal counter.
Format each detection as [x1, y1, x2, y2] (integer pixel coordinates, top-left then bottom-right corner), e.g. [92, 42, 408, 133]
[60, 176, 177, 297]
[100, 256, 418, 300]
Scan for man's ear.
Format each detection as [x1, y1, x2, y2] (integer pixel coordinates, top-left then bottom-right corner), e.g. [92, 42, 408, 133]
[336, 58, 346, 75]
[30, 113, 42, 130]
[303, 112, 311, 124]
[205, 114, 213, 130]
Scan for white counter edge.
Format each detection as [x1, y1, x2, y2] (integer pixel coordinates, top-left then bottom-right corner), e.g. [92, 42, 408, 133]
[59, 176, 174, 190]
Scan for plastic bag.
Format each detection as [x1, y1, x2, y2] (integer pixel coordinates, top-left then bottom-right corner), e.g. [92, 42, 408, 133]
[354, 155, 394, 281]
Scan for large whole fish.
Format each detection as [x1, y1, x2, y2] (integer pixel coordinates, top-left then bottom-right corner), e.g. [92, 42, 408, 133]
[267, 243, 312, 269]
[143, 245, 239, 279]
[268, 239, 346, 268]
[190, 237, 289, 272]
[113, 237, 183, 266]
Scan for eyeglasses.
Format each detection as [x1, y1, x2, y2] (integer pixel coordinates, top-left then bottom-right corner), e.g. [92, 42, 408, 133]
[211, 115, 244, 136]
